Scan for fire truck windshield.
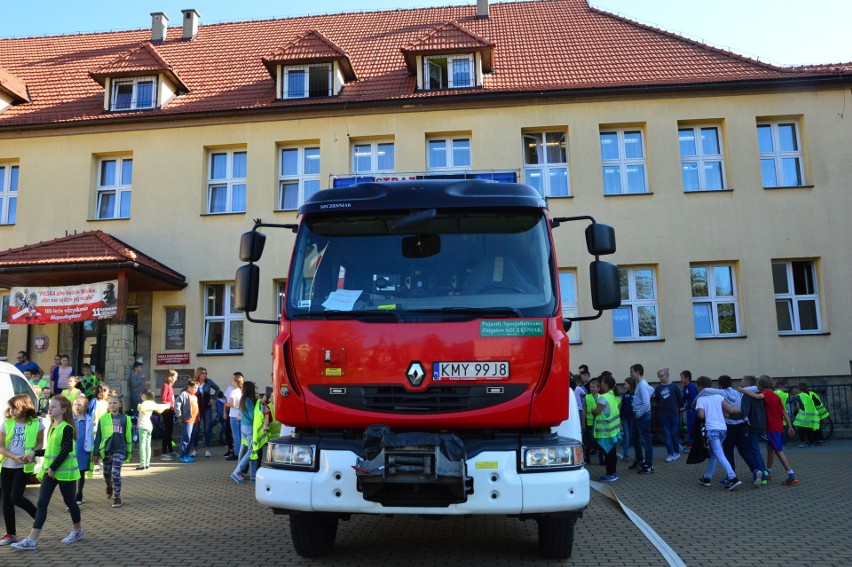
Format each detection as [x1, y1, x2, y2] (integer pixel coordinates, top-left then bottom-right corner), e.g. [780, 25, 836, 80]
[286, 210, 557, 320]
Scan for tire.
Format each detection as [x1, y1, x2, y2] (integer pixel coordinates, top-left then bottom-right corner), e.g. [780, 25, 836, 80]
[537, 514, 576, 560]
[290, 512, 339, 558]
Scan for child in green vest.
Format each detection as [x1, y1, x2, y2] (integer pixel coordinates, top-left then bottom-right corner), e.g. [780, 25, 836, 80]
[61, 375, 82, 404]
[92, 395, 133, 509]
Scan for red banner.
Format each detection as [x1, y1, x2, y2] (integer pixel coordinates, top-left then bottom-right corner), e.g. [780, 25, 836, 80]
[8, 280, 118, 324]
[156, 352, 191, 366]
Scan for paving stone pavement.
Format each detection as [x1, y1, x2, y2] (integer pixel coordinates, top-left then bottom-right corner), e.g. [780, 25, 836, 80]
[1, 441, 849, 566]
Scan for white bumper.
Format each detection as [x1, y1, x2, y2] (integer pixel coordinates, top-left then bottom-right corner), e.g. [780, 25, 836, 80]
[256, 449, 589, 515]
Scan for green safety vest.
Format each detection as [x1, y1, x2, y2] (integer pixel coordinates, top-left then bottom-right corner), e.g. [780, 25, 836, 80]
[793, 392, 819, 430]
[62, 387, 82, 403]
[584, 394, 597, 426]
[39, 421, 80, 482]
[775, 389, 790, 425]
[30, 377, 49, 391]
[810, 392, 829, 420]
[97, 414, 133, 462]
[267, 401, 282, 438]
[1, 418, 40, 473]
[593, 391, 621, 440]
[250, 401, 268, 461]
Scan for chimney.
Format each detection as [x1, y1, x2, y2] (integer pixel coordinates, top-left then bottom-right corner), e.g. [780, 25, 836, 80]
[182, 9, 200, 41]
[150, 12, 169, 43]
[477, 0, 489, 18]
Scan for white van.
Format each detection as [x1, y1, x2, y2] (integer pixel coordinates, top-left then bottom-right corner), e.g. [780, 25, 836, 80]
[0, 360, 42, 418]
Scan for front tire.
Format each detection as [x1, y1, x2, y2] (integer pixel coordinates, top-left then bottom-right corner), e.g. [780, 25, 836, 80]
[537, 514, 576, 560]
[290, 512, 339, 558]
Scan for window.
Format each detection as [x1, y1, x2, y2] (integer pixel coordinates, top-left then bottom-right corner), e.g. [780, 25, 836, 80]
[423, 54, 475, 89]
[757, 121, 804, 187]
[679, 126, 726, 192]
[110, 77, 156, 110]
[96, 157, 132, 219]
[772, 261, 821, 334]
[282, 64, 332, 99]
[427, 137, 471, 170]
[0, 292, 9, 359]
[600, 129, 648, 195]
[276, 280, 287, 317]
[691, 264, 740, 337]
[0, 163, 18, 225]
[523, 132, 569, 197]
[279, 146, 320, 210]
[203, 283, 243, 353]
[559, 270, 580, 343]
[612, 267, 659, 340]
[207, 150, 247, 214]
[352, 142, 394, 173]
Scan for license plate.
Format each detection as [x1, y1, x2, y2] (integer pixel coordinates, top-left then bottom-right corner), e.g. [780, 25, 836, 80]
[432, 361, 509, 381]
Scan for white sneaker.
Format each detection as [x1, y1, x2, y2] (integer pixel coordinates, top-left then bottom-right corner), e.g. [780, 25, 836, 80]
[204, 449, 212, 458]
[0, 534, 18, 546]
[665, 455, 674, 462]
[160, 454, 173, 461]
[61, 529, 84, 544]
[190, 450, 197, 457]
[671, 453, 680, 461]
[11, 536, 38, 550]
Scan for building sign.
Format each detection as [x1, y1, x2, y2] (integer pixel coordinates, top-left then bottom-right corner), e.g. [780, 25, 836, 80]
[8, 280, 118, 324]
[156, 352, 191, 366]
[331, 170, 518, 188]
[165, 306, 186, 350]
[32, 334, 50, 352]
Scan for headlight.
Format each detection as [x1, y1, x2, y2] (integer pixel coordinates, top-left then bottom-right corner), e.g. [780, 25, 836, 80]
[521, 445, 583, 471]
[267, 443, 317, 469]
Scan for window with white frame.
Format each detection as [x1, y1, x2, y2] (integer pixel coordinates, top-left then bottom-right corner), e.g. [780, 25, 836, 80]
[96, 157, 133, 219]
[423, 54, 475, 90]
[559, 270, 580, 343]
[600, 129, 648, 195]
[276, 280, 287, 317]
[282, 64, 332, 99]
[757, 121, 804, 187]
[523, 131, 569, 197]
[427, 137, 471, 170]
[691, 264, 740, 337]
[352, 141, 394, 174]
[612, 267, 659, 340]
[203, 283, 243, 353]
[0, 163, 18, 225]
[207, 150, 247, 214]
[279, 146, 320, 210]
[0, 292, 9, 359]
[110, 76, 156, 111]
[679, 126, 726, 192]
[772, 260, 821, 334]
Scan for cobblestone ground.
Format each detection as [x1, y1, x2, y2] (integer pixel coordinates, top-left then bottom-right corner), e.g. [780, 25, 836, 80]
[1, 441, 848, 566]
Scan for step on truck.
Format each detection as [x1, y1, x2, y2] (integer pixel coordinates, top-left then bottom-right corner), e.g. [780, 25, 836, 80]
[235, 179, 620, 559]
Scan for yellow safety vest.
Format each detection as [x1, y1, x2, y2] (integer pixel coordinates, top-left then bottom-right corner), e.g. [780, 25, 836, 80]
[267, 401, 282, 438]
[97, 414, 133, 462]
[793, 393, 819, 430]
[2, 418, 40, 473]
[594, 391, 621, 439]
[775, 390, 789, 425]
[584, 394, 597, 426]
[39, 421, 80, 481]
[810, 392, 829, 420]
[251, 401, 268, 461]
[62, 387, 81, 403]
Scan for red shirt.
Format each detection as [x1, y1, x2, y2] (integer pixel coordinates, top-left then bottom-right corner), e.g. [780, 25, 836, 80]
[763, 389, 784, 432]
[161, 383, 174, 408]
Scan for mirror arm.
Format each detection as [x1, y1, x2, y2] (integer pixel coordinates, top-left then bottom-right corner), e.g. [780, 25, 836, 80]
[565, 310, 603, 323]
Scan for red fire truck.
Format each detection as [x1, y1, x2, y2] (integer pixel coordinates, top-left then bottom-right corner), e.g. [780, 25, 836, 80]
[235, 179, 619, 559]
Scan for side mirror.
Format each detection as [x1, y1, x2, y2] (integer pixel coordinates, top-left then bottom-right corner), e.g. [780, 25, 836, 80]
[234, 264, 260, 312]
[590, 261, 621, 311]
[585, 224, 616, 256]
[239, 231, 267, 262]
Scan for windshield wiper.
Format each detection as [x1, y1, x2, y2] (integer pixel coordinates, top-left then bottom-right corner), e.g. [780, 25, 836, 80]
[292, 310, 403, 322]
[407, 307, 523, 318]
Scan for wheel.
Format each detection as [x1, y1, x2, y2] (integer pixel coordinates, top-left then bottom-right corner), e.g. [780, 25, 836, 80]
[290, 512, 339, 558]
[537, 514, 576, 560]
[820, 417, 833, 441]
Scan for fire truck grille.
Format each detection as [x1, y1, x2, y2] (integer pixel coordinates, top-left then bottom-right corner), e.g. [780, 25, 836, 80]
[309, 384, 527, 414]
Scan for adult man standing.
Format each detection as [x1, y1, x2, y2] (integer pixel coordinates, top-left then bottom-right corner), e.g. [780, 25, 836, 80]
[128, 362, 147, 415]
[655, 368, 683, 462]
[15, 351, 43, 379]
[631, 364, 655, 474]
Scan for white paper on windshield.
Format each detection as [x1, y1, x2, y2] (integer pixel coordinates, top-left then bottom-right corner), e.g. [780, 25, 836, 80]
[322, 289, 363, 311]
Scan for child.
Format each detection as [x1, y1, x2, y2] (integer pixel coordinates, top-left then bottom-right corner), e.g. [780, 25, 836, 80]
[24, 370, 50, 395]
[92, 395, 133, 508]
[174, 380, 200, 463]
[61, 375, 82, 403]
[741, 375, 798, 486]
[582, 379, 599, 464]
[0, 395, 45, 546]
[695, 376, 742, 490]
[10, 396, 84, 550]
[619, 378, 636, 462]
[791, 384, 820, 447]
[72, 395, 92, 505]
[136, 390, 170, 470]
[231, 381, 257, 484]
[592, 375, 622, 482]
[87, 384, 111, 475]
[160, 370, 177, 461]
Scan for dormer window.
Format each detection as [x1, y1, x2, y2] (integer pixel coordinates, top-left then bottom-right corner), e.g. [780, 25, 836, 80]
[283, 64, 333, 99]
[424, 54, 475, 90]
[110, 76, 157, 110]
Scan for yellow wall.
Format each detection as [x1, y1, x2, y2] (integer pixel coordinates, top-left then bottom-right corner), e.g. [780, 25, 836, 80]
[1, 86, 850, 386]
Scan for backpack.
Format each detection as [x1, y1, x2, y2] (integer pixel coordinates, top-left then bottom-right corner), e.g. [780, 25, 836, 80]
[741, 395, 766, 433]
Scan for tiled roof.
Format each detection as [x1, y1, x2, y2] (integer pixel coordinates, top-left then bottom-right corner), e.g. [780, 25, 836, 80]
[0, 0, 848, 128]
[262, 30, 355, 81]
[89, 43, 188, 91]
[0, 66, 30, 103]
[0, 230, 186, 288]
[402, 20, 495, 73]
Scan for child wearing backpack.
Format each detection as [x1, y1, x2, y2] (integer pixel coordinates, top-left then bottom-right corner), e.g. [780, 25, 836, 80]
[92, 395, 133, 508]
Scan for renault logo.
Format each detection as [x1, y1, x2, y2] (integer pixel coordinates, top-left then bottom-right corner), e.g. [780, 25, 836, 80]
[406, 361, 425, 387]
